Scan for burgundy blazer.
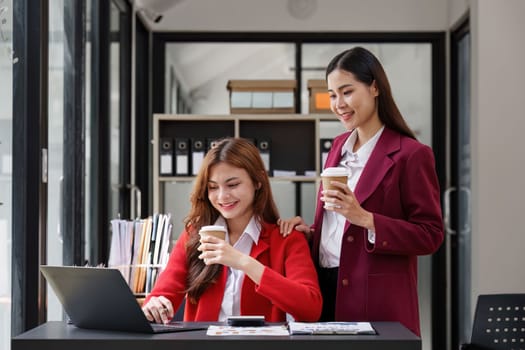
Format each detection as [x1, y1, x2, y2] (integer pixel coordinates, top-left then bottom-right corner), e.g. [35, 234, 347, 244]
[311, 127, 444, 336]
[146, 221, 322, 322]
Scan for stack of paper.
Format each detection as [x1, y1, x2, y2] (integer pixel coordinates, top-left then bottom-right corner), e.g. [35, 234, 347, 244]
[108, 219, 135, 283]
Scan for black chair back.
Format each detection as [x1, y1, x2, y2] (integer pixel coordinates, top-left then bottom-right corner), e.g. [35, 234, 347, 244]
[467, 294, 525, 350]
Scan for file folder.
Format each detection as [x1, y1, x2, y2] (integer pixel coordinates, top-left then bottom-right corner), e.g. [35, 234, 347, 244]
[191, 138, 206, 175]
[320, 138, 333, 170]
[159, 138, 173, 175]
[174, 138, 190, 176]
[257, 138, 271, 173]
[206, 138, 221, 152]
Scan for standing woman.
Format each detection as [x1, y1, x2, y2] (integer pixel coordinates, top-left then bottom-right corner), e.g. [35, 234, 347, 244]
[143, 138, 322, 324]
[279, 47, 443, 336]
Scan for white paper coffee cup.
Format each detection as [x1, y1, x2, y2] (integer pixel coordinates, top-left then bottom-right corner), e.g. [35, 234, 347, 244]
[321, 167, 348, 208]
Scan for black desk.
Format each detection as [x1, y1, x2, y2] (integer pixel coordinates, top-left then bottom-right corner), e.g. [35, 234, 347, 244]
[12, 321, 421, 350]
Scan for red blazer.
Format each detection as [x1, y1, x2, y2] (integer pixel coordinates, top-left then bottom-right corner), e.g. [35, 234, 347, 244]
[311, 127, 444, 336]
[146, 221, 322, 322]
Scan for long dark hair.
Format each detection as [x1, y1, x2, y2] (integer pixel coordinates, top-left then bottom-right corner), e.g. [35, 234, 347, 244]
[183, 137, 280, 302]
[326, 46, 416, 139]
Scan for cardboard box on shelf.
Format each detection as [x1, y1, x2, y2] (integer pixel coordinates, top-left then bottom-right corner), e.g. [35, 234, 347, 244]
[227, 80, 296, 114]
[307, 79, 331, 114]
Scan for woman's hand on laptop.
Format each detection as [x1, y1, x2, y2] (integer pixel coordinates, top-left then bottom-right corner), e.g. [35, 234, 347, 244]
[142, 296, 174, 324]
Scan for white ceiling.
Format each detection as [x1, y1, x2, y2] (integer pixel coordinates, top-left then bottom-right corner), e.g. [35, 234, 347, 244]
[133, 0, 448, 32]
[137, 0, 320, 33]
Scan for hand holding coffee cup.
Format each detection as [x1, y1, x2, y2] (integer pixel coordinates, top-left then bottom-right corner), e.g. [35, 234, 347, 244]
[198, 225, 227, 265]
[321, 167, 349, 209]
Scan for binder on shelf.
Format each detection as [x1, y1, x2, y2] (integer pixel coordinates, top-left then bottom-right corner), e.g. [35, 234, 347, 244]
[320, 138, 333, 170]
[256, 138, 271, 173]
[206, 138, 221, 152]
[159, 138, 173, 176]
[174, 138, 190, 176]
[191, 138, 206, 175]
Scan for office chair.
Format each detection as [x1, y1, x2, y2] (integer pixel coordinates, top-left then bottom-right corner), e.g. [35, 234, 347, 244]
[461, 294, 525, 350]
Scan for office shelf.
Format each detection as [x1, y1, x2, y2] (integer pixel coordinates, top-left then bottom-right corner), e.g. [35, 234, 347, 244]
[153, 113, 339, 218]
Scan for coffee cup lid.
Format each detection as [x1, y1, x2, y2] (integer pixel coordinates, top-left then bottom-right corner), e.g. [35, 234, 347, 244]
[199, 225, 227, 232]
[321, 167, 349, 177]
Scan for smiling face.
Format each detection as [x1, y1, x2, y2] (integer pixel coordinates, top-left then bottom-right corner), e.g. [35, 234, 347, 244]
[207, 162, 259, 228]
[327, 68, 381, 135]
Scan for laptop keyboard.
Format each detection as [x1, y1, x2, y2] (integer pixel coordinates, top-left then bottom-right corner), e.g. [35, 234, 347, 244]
[150, 322, 205, 333]
[151, 323, 185, 332]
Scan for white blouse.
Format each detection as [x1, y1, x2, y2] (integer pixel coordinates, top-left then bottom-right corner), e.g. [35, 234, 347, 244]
[319, 126, 384, 268]
[214, 216, 261, 321]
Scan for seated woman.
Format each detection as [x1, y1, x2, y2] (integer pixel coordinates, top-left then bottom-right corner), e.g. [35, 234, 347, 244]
[142, 137, 322, 324]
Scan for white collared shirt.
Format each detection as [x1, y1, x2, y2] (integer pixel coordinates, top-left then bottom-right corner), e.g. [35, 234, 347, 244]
[319, 126, 384, 268]
[215, 216, 261, 321]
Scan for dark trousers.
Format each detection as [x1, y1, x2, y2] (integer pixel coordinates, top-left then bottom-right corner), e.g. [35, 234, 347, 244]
[317, 267, 339, 321]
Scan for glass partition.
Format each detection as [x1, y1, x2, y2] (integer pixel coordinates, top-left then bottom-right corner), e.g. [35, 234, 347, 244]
[0, 0, 12, 348]
[46, 0, 65, 321]
[109, 1, 121, 221]
[165, 43, 295, 114]
[302, 43, 432, 145]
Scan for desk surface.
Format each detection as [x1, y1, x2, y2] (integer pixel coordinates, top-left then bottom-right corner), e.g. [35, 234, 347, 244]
[12, 321, 421, 350]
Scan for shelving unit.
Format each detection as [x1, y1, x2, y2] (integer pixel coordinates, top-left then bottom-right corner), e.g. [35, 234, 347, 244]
[153, 114, 341, 234]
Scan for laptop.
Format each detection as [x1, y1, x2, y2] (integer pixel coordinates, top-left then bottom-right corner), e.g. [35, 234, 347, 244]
[40, 265, 207, 334]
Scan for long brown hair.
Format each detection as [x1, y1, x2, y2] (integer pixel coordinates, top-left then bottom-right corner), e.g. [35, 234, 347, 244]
[183, 137, 280, 302]
[326, 46, 416, 139]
